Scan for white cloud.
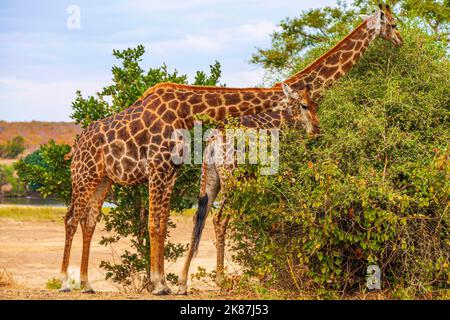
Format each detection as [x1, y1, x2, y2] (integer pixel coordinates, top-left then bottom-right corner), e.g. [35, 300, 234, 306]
[0, 77, 104, 121]
[150, 35, 224, 53]
[149, 20, 276, 54]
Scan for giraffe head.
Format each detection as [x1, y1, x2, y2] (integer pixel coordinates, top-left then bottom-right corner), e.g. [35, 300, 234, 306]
[363, 4, 403, 46]
[378, 4, 403, 46]
[281, 83, 320, 135]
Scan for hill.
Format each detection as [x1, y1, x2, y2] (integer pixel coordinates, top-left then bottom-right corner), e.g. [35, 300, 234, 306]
[0, 121, 81, 154]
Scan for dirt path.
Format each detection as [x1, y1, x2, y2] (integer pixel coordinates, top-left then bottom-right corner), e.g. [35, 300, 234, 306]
[0, 215, 238, 299]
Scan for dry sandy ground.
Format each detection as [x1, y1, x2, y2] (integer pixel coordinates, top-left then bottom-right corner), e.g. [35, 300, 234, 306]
[0, 215, 238, 300]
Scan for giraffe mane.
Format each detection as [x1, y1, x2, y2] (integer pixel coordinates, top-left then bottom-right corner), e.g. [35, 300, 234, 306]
[140, 82, 282, 102]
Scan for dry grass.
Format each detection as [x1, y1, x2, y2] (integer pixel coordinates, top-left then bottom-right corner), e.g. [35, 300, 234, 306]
[0, 205, 66, 222]
[0, 267, 15, 288]
[0, 205, 195, 223]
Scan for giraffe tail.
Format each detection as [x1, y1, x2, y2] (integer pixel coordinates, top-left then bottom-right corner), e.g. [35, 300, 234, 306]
[191, 141, 221, 256]
[192, 194, 209, 256]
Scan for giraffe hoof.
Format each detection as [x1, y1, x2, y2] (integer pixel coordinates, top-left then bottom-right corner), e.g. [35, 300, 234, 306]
[152, 287, 171, 296]
[176, 285, 188, 295]
[59, 288, 71, 293]
[82, 289, 96, 294]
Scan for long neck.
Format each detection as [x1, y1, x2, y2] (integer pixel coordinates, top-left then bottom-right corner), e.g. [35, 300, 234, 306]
[277, 20, 377, 100]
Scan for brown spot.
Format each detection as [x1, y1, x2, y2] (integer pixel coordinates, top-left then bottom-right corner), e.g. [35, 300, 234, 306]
[162, 125, 173, 139]
[161, 110, 177, 123]
[130, 119, 144, 135]
[205, 93, 219, 106]
[320, 65, 339, 77]
[332, 70, 344, 80]
[126, 140, 138, 159]
[122, 157, 137, 172]
[110, 141, 125, 158]
[208, 109, 217, 118]
[142, 110, 157, 127]
[176, 92, 189, 101]
[188, 94, 202, 104]
[217, 108, 226, 119]
[117, 126, 130, 141]
[139, 146, 148, 159]
[149, 98, 162, 110]
[151, 134, 162, 145]
[224, 93, 240, 105]
[161, 92, 175, 101]
[341, 60, 353, 73]
[341, 40, 355, 51]
[135, 130, 150, 145]
[142, 94, 156, 106]
[228, 106, 238, 113]
[105, 154, 114, 166]
[341, 51, 353, 62]
[327, 52, 341, 65]
[168, 100, 179, 109]
[150, 119, 164, 133]
[242, 92, 255, 101]
[193, 104, 204, 114]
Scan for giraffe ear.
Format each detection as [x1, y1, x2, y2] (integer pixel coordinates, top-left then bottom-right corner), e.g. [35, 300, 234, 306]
[385, 4, 391, 13]
[281, 83, 293, 97]
[359, 14, 371, 20]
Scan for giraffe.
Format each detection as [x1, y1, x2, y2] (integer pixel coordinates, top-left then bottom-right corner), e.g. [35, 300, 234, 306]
[59, 82, 309, 295]
[177, 4, 403, 294]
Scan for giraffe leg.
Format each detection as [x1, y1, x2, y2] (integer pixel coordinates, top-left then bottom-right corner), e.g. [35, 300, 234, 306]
[177, 163, 221, 295]
[213, 204, 230, 287]
[79, 176, 112, 294]
[59, 194, 93, 292]
[59, 159, 105, 293]
[59, 202, 81, 292]
[148, 170, 177, 295]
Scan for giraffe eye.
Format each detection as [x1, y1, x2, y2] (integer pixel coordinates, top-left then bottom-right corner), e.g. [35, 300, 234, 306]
[391, 24, 397, 29]
[301, 104, 308, 110]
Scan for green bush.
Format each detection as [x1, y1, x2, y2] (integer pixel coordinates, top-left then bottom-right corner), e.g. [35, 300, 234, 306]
[226, 23, 449, 297]
[0, 164, 26, 197]
[0, 136, 26, 159]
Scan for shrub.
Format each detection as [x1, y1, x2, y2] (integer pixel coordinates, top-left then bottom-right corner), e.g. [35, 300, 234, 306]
[226, 23, 449, 297]
[0, 136, 26, 159]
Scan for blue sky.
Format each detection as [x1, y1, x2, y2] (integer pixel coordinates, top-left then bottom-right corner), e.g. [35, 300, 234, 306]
[0, 0, 338, 122]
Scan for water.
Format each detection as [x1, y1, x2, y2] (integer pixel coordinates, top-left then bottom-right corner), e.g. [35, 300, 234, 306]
[0, 197, 116, 208]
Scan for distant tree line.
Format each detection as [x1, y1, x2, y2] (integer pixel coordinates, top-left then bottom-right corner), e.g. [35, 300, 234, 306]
[0, 135, 26, 159]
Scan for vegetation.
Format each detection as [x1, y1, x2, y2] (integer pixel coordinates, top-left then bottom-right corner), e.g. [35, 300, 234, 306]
[0, 267, 15, 288]
[0, 165, 25, 197]
[45, 277, 62, 290]
[15, 45, 223, 292]
[0, 206, 66, 222]
[0, 121, 80, 152]
[224, 1, 449, 298]
[0, 136, 25, 159]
